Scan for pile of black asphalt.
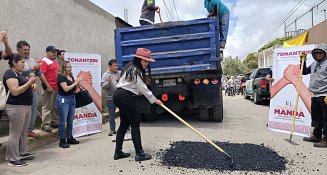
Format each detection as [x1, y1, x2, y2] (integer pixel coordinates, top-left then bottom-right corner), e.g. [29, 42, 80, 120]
[159, 141, 287, 173]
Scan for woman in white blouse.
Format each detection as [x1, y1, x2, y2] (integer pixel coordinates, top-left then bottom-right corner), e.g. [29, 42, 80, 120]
[113, 48, 162, 162]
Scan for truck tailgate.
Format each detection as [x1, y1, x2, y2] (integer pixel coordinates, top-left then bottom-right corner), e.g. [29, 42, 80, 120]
[151, 63, 216, 75]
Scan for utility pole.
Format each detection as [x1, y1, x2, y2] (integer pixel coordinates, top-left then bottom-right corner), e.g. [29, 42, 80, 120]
[322, 9, 326, 20]
[310, 3, 316, 27]
[284, 22, 287, 37]
[295, 16, 298, 32]
[124, 8, 128, 22]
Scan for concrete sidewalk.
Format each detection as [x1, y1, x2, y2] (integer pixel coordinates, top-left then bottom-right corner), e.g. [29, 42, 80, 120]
[0, 112, 111, 159]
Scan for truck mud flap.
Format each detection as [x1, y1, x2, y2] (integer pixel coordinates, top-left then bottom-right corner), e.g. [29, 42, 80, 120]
[193, 85, 221, 108]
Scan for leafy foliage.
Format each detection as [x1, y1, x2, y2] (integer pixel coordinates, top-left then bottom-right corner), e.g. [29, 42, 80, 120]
[222, 56, 248, 76]
[258, 37, 290, 53]
[243, 53, 258, 72]
[223, 37, 290, 75]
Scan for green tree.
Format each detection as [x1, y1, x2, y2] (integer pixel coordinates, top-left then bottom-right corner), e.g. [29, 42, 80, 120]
[222, 56, 248, 76]
[243, 52, 258, 71]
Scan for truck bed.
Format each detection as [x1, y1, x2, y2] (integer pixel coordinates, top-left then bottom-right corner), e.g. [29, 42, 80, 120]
[115, 18, 222, 74]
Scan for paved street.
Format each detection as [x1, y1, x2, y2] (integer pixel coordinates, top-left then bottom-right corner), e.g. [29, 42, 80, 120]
[0, 94, 326, 175]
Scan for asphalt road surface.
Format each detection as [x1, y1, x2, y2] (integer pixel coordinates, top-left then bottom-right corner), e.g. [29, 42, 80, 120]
[0, 94, 326, 175]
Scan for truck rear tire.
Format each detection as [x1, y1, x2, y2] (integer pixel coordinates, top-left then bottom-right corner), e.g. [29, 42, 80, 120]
[199, 108, 210, 121]
[212, 88, 223, 122]
[212, 106, 223, 122]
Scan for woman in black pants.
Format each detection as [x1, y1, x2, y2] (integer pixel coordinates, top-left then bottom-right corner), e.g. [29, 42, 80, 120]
[113, 48, 162, 161]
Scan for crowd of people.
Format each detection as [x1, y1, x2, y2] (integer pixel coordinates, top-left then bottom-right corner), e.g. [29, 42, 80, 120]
[0, 32, 82, 167]
[0, 29, 165, 167]
[223, 76, 245, 96]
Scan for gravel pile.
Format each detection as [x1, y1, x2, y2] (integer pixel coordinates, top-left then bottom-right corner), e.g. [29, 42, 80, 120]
[160, 141, 287, 172]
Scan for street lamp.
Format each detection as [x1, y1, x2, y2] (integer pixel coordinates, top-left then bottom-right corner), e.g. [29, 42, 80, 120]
[322, 9, 326, 20]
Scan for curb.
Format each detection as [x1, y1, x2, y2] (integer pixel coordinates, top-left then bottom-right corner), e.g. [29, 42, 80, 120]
[0, 112, 113, 159]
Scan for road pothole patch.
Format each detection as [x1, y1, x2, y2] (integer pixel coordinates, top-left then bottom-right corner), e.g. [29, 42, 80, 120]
[158, 141, 287, 173]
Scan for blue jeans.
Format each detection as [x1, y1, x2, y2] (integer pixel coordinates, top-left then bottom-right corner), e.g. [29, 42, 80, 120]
[56, 95, 76, 139]
[219, 11, 230, 45]
[107, 100, 116, 129]
[28, 91, 38, 131]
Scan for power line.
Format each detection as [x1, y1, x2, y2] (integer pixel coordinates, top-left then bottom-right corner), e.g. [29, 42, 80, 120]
[251, 0, 308, 52]
[293, 0, 312, 7]
[163, 0, 175, 21]
[172, 0, 179, 21]
[168, 0, 175, 19]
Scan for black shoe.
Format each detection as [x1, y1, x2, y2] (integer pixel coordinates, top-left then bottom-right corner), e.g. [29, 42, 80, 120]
[67, 137, 80, 144]
[219, 42, 226, 49]
[313, 138, 327, 148]
[50, 122, 59, 128]
[135, 150, 152, 161]
[108, 129, 116, 136]
[114, 150, 131, 160]
[20, 153, 36, 160]
[41, 126, 52, 133]
[303, 136, 321, 143]
[59, 139, 70, 148]
[8, 160, 28, 167]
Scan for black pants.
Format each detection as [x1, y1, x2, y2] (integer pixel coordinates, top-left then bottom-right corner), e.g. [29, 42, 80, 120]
[139, 20, 152, 26]
[311, 97, 327, 138]
[113, 88, 143, 153]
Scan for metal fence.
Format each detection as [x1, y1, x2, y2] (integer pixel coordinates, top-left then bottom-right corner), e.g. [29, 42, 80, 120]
[285, 0, 327, 37]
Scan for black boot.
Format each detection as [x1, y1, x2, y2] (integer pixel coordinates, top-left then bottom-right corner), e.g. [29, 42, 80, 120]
[59, 139, 70, 148]
[114, 150, 131, 160]
[135, 150, 152, 161]
[67, 137, 80, 144]
[303, 135, 321, 143]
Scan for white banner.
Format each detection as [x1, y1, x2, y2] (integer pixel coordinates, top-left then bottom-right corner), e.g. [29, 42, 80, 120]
[268, 45, 316, 137]
[65, 52, 102, 137]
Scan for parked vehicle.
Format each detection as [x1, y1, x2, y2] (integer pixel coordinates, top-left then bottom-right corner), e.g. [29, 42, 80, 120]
[114, 17, 224, 122]
[243, 68, 271, 104]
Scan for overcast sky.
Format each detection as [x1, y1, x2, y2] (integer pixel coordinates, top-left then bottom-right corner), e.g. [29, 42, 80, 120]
[90, 0, 327, 60]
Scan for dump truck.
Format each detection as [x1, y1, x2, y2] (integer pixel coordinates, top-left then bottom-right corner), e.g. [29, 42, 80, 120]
[114, 17, 223, 122]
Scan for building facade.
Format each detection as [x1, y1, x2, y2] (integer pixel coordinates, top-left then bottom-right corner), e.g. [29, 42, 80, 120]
[0, 0, 121, 78]
[256, 44, 282, 68]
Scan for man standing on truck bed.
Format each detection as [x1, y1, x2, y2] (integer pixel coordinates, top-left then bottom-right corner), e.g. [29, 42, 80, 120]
[204, 0, 230, 49]
[139, 0, 159, 26]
